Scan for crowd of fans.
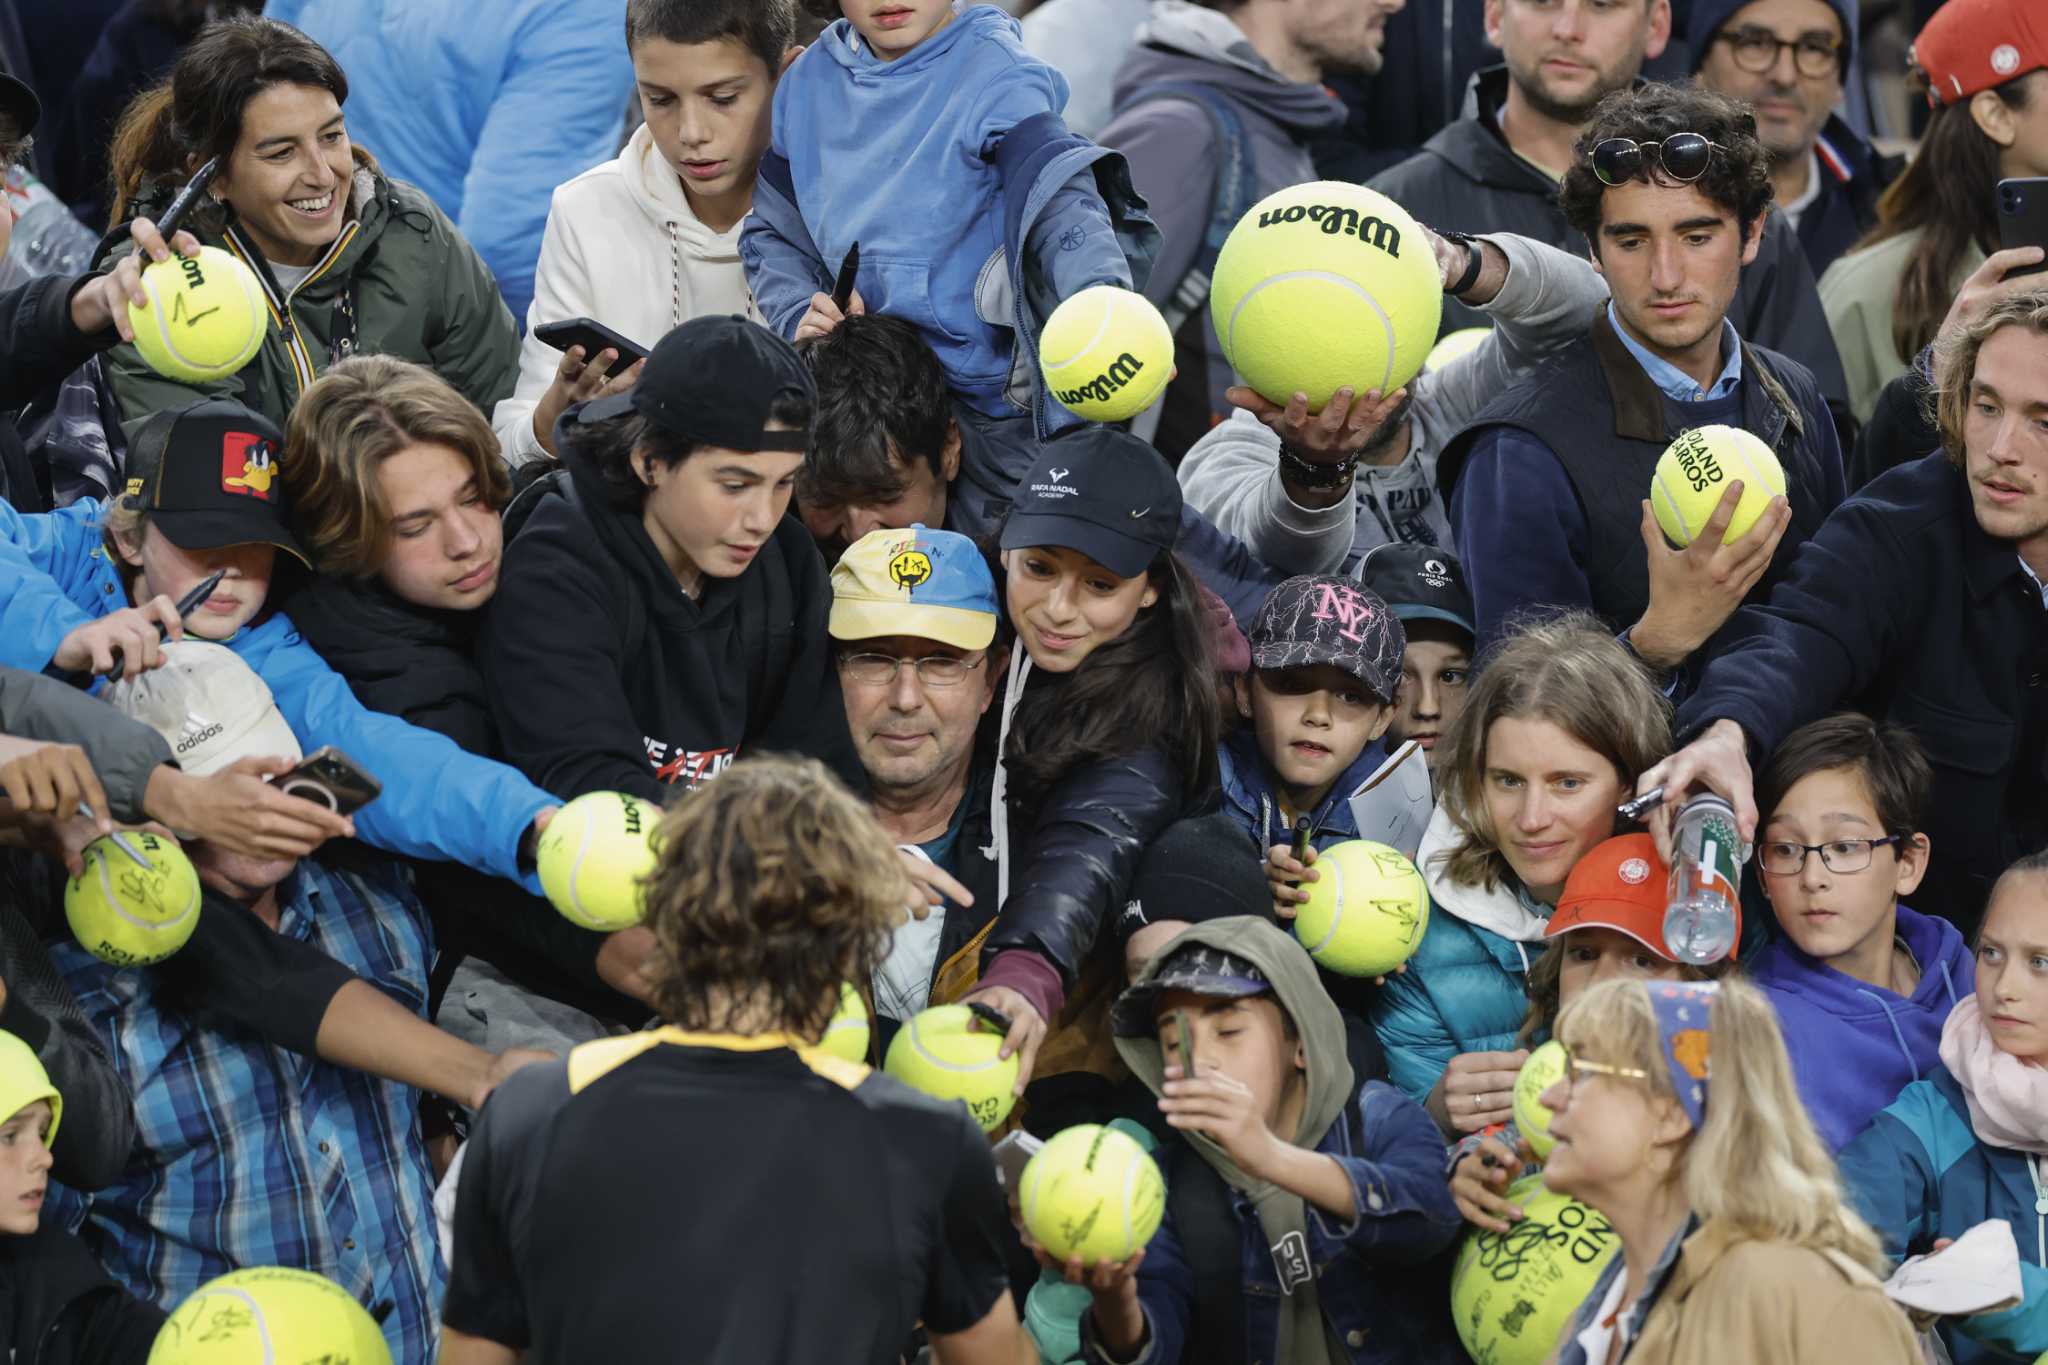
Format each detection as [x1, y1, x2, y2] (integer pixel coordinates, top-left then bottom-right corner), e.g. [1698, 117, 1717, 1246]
[0, 0, 2043, 1361]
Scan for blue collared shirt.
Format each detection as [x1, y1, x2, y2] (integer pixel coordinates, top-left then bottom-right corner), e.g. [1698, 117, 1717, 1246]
[51, 855, 444, 1365]
[1607, 301, 1743, 401]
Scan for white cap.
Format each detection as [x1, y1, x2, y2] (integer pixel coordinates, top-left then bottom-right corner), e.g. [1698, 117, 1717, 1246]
[104, 640, 302, 776]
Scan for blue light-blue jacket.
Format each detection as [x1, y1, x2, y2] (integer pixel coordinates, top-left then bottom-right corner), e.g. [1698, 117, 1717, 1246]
[265, 0, 632, 327]
[0, 498, 552, 890]
[741, 5, 1153, 434]
[1839, 1065, 2048, 1364]
[1371, 804, 1548, 1102]
[1217, 725, 1393, 854]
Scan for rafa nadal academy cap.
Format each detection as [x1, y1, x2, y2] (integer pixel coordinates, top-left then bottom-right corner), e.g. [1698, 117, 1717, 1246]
[829, 525, 998, 650]
[578, 314, 815, 452]
[999, 427, 1180, 579]
[121, 398, 306, 564]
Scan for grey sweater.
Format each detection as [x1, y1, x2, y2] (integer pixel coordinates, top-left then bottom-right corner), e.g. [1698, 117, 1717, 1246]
[1177, 231, 1611, 573]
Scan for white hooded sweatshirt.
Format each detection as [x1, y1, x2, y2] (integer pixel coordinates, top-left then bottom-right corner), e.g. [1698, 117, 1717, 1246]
[493, 123, 758, 466]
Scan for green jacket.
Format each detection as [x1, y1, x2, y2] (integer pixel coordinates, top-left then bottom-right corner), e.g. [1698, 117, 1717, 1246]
[1817, 226, 1982, 427]
[99, 163, 519, 437]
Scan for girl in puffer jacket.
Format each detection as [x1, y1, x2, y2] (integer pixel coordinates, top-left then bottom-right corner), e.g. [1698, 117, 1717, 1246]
[954, 430, 1221, 1092]
[1369, 615, 1672, 1138]
[1839, 852, 2048, 1365]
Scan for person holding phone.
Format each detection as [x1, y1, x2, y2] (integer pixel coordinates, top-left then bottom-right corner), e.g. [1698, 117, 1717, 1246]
[492, 0, 803, 465]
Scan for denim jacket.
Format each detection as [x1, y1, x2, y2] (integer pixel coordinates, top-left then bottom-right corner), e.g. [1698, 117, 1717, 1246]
[1216, 726, 1393, 856]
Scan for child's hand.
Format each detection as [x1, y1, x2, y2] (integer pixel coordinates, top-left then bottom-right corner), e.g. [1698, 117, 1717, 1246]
[1450, 1134, 1526, 1233]
[1266, 841, 1316, 918]
[1159, 1062, 1282, 1180]
[795, 287, 865, 342]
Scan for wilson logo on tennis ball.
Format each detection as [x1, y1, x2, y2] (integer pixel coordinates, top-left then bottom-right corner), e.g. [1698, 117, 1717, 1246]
[1254, 200, 1404, 255]
[1054, 352, 1147, 408]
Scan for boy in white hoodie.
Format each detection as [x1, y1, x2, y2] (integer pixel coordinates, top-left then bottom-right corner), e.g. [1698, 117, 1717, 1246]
[493, 0, 800, 465]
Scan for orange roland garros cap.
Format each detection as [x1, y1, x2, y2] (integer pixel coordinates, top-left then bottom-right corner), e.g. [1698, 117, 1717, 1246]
[1544, 834, 1739, 963]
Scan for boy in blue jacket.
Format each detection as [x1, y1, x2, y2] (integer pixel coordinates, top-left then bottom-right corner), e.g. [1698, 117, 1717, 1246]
[1749, 712, 1972, 1151]
[741, 0, 1151, 533]
[1046, 917, 1461, 1364]
[0, 398, 555, 891]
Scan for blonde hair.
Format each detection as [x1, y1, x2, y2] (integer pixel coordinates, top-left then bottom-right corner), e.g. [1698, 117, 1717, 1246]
[1557, 977, 1889, 1276]
[1434, 615, 1672, 890]
[283, 355, 509, 579]
[1931, 285, 2048, 470]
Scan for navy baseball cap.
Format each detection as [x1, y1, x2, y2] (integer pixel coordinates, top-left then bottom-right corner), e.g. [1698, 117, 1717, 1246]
[999, 428, 1180, 578]
[578, 315, 814, 453]
[1355, 544, 1474, 637]
[1112, 940, 1273, 1037]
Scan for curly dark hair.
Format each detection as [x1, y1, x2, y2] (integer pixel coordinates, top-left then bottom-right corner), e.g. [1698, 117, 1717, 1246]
[1558, 83, 1774, 254]
[798, 314, 954, 508]
[642, 755, 905, 1037]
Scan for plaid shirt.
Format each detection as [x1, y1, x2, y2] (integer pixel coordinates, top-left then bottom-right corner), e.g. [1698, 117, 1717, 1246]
[50, 853, 445, 1365]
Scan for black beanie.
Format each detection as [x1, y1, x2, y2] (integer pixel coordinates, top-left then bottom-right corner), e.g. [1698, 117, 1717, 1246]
[1112, 813, 1276, 948]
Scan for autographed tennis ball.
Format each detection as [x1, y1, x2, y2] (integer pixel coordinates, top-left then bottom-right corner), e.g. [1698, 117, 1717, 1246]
[1041, 286, 1174, 422]
[1210, 181, 1442, 411]
[1514, 1040, 1570, 1161]
[884, 1003, 1018, 1133]
[819, 982, 871, 1063]
[536, 791, 661, 931]
[64, 832, 200, 966]
[1293, 839, 1430, 977]
[149, 1265, 392, 1364]
[127, 246, 268, 384]
[1451, 1177, 1619, 1365]
[1650, 424, 1786, 547]
[1020, 1123, 1167, 1263]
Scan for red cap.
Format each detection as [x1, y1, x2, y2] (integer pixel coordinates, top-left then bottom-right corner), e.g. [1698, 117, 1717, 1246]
[1543, 834, 1739, 963]
[1915, 0, 2048, 107]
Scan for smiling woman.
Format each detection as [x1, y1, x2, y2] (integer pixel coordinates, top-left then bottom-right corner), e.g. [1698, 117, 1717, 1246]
[96, 14, 519, 439]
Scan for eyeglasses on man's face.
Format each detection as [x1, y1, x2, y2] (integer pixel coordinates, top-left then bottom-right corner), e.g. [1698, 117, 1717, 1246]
[1715, 25, 1843, 79]
[836, 652, 986, 688]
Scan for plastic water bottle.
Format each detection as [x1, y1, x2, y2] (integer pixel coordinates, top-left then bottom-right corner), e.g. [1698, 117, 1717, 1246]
[4, 165, 99, 280]
[1663, 795, 1743, 965]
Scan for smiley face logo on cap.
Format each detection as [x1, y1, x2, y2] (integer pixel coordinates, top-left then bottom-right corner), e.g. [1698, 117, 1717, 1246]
[889, 549, 933, 590]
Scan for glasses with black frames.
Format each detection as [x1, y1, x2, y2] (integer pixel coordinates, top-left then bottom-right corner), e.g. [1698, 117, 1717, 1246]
[1592, 133, 1725, 188]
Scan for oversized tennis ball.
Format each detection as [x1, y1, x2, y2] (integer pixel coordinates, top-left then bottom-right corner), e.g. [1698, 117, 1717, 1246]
[536, 791, 661, 931]
[1041, 285, 1174, 421]
[1293, 839, 1430, 977]
[1514, 1040, 1570, 1161]
[1210, 181, 1443, 412]
[1020, 1123, 1167, 1264]
[1451, 1176, 1619, 1365]
[819, 981, 871, 1063]
[149, 1265, 392, 1365]
[64, 832, 200, 967]
[883, 1002, 1019, 1133]
[1650, 424, 1787, 547]
[1424, 326, 1491, 373]
[126, 246, 269, 384]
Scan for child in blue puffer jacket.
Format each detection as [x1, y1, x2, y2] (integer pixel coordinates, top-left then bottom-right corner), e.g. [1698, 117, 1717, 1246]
[1840, 852, 2048, 1365]
[741, 0, 1150, 532]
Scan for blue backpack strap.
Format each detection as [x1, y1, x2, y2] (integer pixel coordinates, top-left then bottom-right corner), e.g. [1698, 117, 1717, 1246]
[1116, 80, 1256, 336]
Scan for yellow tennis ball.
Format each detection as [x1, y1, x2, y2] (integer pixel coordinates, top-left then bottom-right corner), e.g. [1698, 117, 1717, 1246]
[1451, 1176, 1619, 1365]
[819, 981, 871, 1063]
[1019, 1123, 1166, 1264]
[536, 791, 661, 931]
[1210, 181, 1443, 412]
[64, 832, 200, 967]
[149, 1265, 392, 1365]
[1513, 1039, 1569, 1161]
[126, 246, 269, 384]
[1293, 839, 1430, 977]
[1041, 285, 1174, 421]
[1424, 326, 1491, 373]
[883, 1002, 1019, 1133]
[1650, 424, 1787, 547]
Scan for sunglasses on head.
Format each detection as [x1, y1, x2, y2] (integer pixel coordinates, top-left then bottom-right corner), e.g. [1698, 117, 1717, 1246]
[1591, 133, 1724, 188]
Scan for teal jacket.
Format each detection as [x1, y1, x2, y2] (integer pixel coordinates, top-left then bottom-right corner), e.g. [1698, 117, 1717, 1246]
[0, 498, 552, 891]
[1370, 804, 1549, 1102]
[1839, 1065, 2048, 1363]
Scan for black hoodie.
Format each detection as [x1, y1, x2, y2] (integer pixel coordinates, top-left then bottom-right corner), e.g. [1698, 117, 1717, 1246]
[480, 452, 861, 804]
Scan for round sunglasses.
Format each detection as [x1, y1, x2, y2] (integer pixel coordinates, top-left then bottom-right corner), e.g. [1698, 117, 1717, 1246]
[1591, 133, 1725, 188]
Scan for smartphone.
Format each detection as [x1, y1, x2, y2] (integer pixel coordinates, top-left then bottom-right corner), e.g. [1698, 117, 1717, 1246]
[1997, 178, 2048, 277]
[1167, 1008, 1197, 1078]
[533, 317, 651, 366]
[267, 746, 383, 816]
[992, 1130, 1044, 1190]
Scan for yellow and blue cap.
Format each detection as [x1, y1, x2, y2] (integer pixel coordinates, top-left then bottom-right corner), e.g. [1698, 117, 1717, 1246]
[829, 525, 997, 651]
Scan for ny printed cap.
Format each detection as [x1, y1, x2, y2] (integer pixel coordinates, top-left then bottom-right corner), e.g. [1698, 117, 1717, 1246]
[1247, 575, 1405, 703]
